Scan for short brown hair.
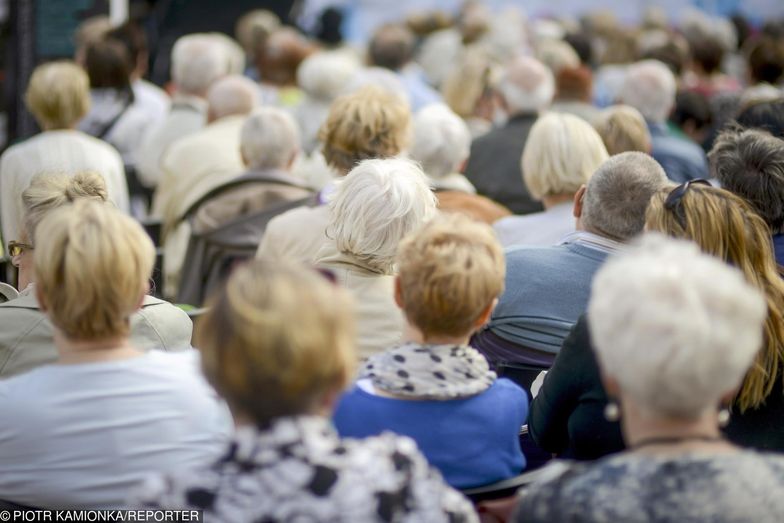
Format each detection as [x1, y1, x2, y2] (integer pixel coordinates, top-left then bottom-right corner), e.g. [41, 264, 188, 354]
[196, 260, 356, 424]
[396, 213, 505, 338]
[319, 86, 410, 173]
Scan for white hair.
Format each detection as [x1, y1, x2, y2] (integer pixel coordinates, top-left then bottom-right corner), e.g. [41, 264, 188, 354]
[589, 234, 767, 419]
[206, 33, 247, 75]
[522, 112, 608, 200]
[619, 60, 676, 123]
[497, 56, 554, 115]
[171, 34, 227, 96]
[343, 67, 410, 107]
[241, 107, 300, 170]
[206, 75, 258, 120]
[536, 39, 580, 74]
[409, 104, 471, 179]
[328, 158, 437, 274]
[297, 52, 360, 102]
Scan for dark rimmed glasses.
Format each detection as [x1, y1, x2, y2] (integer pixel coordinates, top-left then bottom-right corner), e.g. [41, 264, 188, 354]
[7, 241, 34, 257]
[663, 179, 712, 229]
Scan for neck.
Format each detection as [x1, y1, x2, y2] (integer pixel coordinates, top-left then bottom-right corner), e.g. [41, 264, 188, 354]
[55, 331, 140, 365]
[405, 323, 469, 346]
[542, 193, 575, 209]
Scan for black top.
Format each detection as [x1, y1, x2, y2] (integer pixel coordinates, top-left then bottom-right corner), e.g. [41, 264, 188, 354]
[464, 114, 544, 215]
[528, 314, 784, 460]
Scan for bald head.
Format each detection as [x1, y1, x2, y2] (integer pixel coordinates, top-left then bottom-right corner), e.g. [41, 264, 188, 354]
[498, 56, 554, 116]
[206, 75, 258, 122]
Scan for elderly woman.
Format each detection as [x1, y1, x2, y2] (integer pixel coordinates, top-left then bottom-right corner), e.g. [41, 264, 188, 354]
[493, 112, 609, 247]
[0, 201, 230, 508]
[409, 104, 511, 224]
[516, 235, 784, 521]
[594, 105, 652, 155]
[0, 172, 192, 378]
[257, 86, 411, 263]
[334, 214, 527, 488]
[316, 158, 436, 359]
[132, 260, 477, 522]
[0, 61, 128, 247]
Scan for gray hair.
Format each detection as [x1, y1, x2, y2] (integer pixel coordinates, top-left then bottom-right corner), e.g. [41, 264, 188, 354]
[619, 60, 676, 123]
[240, 107, 300, 170]
[497, 56, 554, 115]
[581, 152, 668, 241]
[328, 158, 437, 274]
[589, 234, 766, 419]
[171, 34, 227, 96]
[297, 51, 360, 102]
[206, 75, 258, 120]
[409, 104, 471, 179]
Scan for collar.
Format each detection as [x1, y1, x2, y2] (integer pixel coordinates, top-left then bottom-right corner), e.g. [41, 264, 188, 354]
[232, 416, 339, 466]
[558, 230, 624, 254]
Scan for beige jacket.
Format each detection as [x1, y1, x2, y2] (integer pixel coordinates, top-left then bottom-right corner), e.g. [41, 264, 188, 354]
[256, 204, 331, 264]
[316, 246, 405, 360]
[0, 287, 193, 378]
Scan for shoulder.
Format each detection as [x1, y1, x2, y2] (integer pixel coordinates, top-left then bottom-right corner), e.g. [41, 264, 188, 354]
[131, 297, 193, 351]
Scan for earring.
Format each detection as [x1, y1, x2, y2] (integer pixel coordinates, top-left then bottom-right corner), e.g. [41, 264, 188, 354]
[604, 401, 620, 422]
[718, 407, 731, 427]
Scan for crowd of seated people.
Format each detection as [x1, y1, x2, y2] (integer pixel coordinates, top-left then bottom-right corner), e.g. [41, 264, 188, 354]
[1, 3, 784, 521]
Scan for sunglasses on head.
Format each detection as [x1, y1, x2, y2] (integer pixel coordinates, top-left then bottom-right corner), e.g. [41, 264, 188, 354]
[663, 179, 712, 229]
[7, 241, 34, 257]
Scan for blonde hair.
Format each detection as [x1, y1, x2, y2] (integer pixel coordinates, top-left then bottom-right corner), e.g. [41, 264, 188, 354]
[195, 260, 356, 424]
[646, 185, 784, 412]
[522, 112, 609, 200]
[319, 86, 411, 174]
[34, 200, 154, 341]
[397, 213, 505, 338]
[22, 172, 108, 243]
[595, 105, 652, 155]
[25, 61, 91, 130]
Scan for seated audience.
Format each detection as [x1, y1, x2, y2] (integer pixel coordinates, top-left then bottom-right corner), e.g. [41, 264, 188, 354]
[132, 260, 476, 522]
[136, 34, 228, 188]
[409, 104, 511, 224]
[316, 158, 436, 359]
[0, 200, 229, 508]
[257, 86, 411, 263]
[494, 112, 609, 247]
[0, 61, 129, 246]
[334, 214, 527, 488]
[709, 127, 784, 265]
[473, 152, 667, 366]
[516, 235, 784, 522]
[464, 56, 554, 215]
[619, 60, 709, 182]
[593, 105, 652, 155]
[0, 172, 192, 378]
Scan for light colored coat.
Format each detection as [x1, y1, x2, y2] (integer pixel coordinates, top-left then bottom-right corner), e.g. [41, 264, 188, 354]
[0, 286, 193, 378]
[256, 203, 332, 264]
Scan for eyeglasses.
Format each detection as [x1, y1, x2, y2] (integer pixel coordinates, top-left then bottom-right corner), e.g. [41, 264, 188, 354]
[7, 241, 34, 257]
[663, 179, 712, 229]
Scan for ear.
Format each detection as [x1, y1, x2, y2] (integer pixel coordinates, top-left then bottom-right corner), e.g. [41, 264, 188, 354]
[473, 298, 497, 331]
[35, 284, 48, 313]
[601, 374, 621, 399]
[573, 185, 586, 219]
[394, 276, 405, 310]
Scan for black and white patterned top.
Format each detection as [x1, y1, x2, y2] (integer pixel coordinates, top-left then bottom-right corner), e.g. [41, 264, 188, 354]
[515, 450, 784, 522]
[131, 415, 478, 522]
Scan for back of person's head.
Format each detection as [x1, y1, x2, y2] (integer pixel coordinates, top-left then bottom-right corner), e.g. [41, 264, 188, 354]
[73, 16, 111, 65]
[497, 56, 554, 115]
[84, 38, 133, 90]
[554, 65, 593, 102]
[206, 75, 258, 121]
[256, 27, 315, 86]
[171, 34, 227, 97]
[34, 200, 154, 341]
[441, 49, 492, 119]
[105, 21, 148, 76]
[234, 9, 280, 58]
[581, 152, 668, 241]
[206, 33, 246, 76]
[240, 107, 300, 170]
[343, 66, 411, 105]
[619, 59, 676, 123]
[747, 36, 784, 85]
[564, 31, 594, 66]
[196, 259, 355, 424]
[409, 104, 471, 180]
[639, 40, 689, 76]
[328, 158, 437, 274]
[368, 23, 415, 71]
[22, 172, 108, 243]
[396, 213, 504, 338]
[709, 127, 784, 231]
[735, 99, 784, 139]
[536, 40, 580, 75]
[319, 86, 411, 174]
[297, 51, 360, 102]
[25, 61, 91, 130]
[689, 33, 726, 74]
[646, 183, 784, 411]
[523, 112, 608, 201]
[672, 90, 713, 139]
[589, 234, 766, 419]
[594, 105, 652, 155]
